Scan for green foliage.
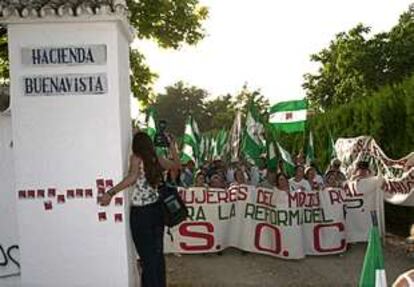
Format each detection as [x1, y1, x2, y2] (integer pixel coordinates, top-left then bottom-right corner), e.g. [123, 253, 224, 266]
[303, 5, 414, 111]
[204, 94, 236, 132]
[303, 75, 414, 170]
[152, 81, 208, 136]
[150, 82, 269, 137]
[127, 0, 208, 49]
[130, 49, 158, 105]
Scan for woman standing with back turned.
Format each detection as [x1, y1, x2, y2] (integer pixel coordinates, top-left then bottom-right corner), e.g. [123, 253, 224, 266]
[98, 132, 180, 287]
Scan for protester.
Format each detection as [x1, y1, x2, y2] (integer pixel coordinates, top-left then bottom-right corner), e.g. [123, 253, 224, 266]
[326, 158, 346, 186]
[98, 132, 180, 287]
[209, 172, 227, 189]
[289, 165, 312, 192]
[180, 160, 195, 187]
[193, 170, 207, 188]
[259, 170, 277, 189]
[305, 165, 324, 191]
[275, 172, 290, 192]
[351, 160, 372, 180]
[325, 170, 340, 188]
[295, 151, 305, 166]
[233, 168, 247, 185]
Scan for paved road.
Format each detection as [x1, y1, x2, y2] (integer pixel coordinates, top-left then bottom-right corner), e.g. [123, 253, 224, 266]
[167, 242, 413, 287]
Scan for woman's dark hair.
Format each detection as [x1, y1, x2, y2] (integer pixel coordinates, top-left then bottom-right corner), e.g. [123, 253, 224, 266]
[132, 132, 163, 188]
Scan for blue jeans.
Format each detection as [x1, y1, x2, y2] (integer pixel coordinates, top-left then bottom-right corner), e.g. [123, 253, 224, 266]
[130, 201, 166, 287]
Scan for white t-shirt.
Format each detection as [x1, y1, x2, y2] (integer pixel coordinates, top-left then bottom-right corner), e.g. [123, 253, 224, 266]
[289, 178, 312, 192]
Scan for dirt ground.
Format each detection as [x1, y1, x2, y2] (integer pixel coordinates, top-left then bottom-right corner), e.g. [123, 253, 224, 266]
[166, 234, 413, 287]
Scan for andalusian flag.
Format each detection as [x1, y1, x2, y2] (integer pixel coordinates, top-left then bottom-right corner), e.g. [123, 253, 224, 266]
[269, 100, 307, 133]
[267, 142, 278, 170]
[306, 130, 315, 165]
[191, 116, 201, 144]
[227, 111, 242, 162]
[145, 107, 157, 141]
[181, 116, 198, 164]
[328, 132, 337, 160]
[242, 104, 266, 165]
[277, 142, 295, 177]
[216, 129, 228, 157]
[358, 212, 387, 287]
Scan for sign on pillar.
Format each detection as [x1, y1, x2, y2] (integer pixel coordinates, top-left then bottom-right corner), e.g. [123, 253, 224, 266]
[1, 1, 138, 286]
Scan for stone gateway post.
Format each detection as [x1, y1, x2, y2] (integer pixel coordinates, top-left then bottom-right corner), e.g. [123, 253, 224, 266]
[1, 1, 138, 286]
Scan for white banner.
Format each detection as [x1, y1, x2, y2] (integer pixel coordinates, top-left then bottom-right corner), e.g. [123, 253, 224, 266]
[336, 136, 414, 206]
[165, 182, 382, 258]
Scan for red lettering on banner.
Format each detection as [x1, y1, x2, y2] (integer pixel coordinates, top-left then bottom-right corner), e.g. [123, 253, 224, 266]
[179, 222, 215, 251]
[217, 190, 228, 203]
[344, 182, 363, 197]
[228, 186, 238, 202]
[313, 223, 346, 253]
[238, 186, 248, 201]
[208, 190, 220, 204]
[288, 192, 298, 208]
[195, 190, 208, 204]
[328, 189, 344, 205]
[256, 189, 276, 207]
[288, 192, 321, 208]
[254, 223, 282, 255]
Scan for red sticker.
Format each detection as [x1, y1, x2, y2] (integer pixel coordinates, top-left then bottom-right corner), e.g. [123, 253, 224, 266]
[27, 190, 35, 198]
[37, 189, 45, 198]
[57, 194, 65, 204]
[85, 189, 93, 198]
[76, 189, 84, 198]
[44, 201, 53, 211]
[96, 178, 105, 187]
[105, 179, 114, 188]
[67, 189, 75, 198]
[97, 186, 106, 196]
[18, 190, 26, 199]
[115, 197, 123, 206]
[98, 212, 107, 222]
[114, 213, 123, 223]
[48, 188, 56, 197]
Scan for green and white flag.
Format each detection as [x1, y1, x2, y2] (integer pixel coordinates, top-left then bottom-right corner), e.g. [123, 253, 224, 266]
[216, 129, 228, 158]
[181, 116, 198, 164]
[306, 130, 315, 165]
[191, 116, 201, 144]
[145, 107, 157, 141]
[267, 142, 278, 170]
[277, 142, 295, 177]
[328, 132, 337, 160]
[242, 104, 266, 164]
[359, 212, 387, 287]
[269, 100, 307, 133]
[226, 111, 242, 162]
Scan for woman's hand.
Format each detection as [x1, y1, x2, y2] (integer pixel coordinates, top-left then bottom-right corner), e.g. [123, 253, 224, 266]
[98, 192, 113, 206]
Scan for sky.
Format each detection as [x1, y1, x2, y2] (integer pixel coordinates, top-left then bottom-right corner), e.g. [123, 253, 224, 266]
[133, 0, 413, 108]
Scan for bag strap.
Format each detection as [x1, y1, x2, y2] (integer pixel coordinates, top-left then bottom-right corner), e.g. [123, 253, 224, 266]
[167, 228, 174, 242]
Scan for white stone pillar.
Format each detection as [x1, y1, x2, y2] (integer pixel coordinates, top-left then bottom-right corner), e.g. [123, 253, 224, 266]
[3, 3, 137, 286]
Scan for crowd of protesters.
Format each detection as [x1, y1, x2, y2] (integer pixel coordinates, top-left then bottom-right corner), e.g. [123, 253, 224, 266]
[163, 152, 374, 192]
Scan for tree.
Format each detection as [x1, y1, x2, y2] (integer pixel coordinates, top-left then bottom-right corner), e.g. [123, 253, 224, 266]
[127, 0, 208, 105]
[204, 94, 236, 132]
[303, 5, 414, 111]
[152, 81, 208, 136]
[234, 83, 269, 121]
[0, 0, 209, 105]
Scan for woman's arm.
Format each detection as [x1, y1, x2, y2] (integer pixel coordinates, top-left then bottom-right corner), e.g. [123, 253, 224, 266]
[158, 135, 181, 171]
[98, 155, 140, 206]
